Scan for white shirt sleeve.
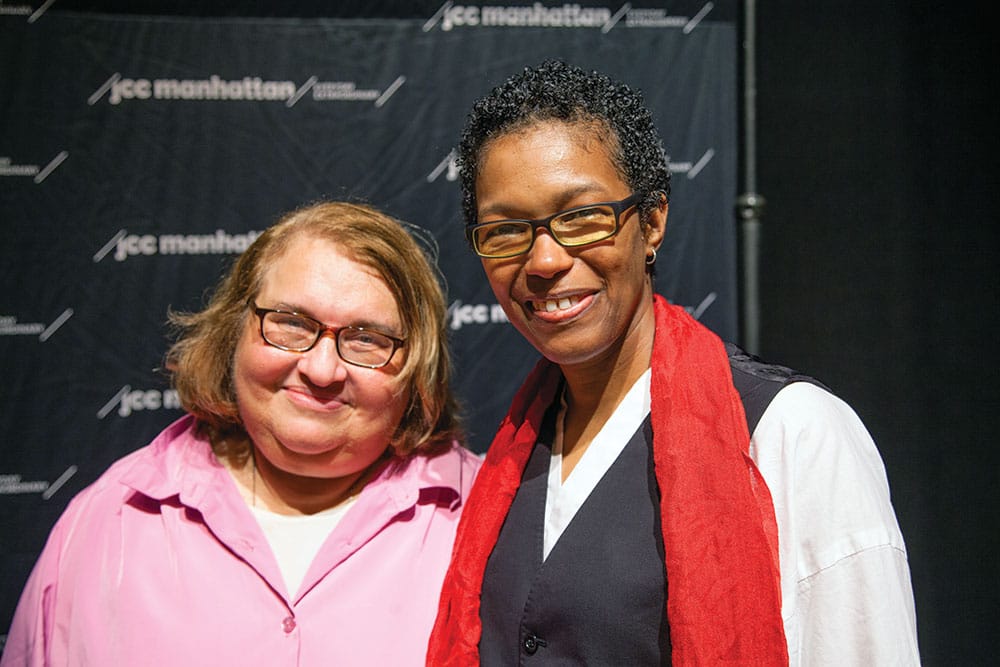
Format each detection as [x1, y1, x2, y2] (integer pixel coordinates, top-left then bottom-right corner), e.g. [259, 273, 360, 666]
[750, 382, 920, 666]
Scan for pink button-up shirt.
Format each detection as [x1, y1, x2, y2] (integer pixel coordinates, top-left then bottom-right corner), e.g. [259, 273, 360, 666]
[2, 416, 481, 666]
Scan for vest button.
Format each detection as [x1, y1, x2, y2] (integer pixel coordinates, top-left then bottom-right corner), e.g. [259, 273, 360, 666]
[523, 633, 547, 655]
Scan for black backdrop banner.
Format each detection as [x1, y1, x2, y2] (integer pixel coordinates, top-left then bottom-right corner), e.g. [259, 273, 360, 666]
[0, 3, 737, 636]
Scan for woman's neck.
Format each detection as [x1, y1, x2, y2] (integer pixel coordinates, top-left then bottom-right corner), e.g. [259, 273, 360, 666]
[225, 441, 389, 516]
[558, 303, 656, 477]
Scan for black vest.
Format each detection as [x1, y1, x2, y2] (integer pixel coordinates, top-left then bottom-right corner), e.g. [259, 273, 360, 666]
[480, 409, 668, 666]
[478, 344, 815, 665]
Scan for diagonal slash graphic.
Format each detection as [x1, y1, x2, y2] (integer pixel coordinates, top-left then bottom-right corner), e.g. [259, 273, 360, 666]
[602, 3, 631, 33]
[690, 292, 717, 320]
[375, 76, 406, 108]
[89, 73, 120, 106]
[34, 151, 68, 183]
[688, 148, 715, 178]
[94, 229, 126, 262]
[423, 1, 453, 32]
[286, 76, 317, 107]
[684, 2, 714, 34]
[42, 466, 78, 500]
[427, 150, 456, 183]
[39, 308, 73, 342]
[97, 385, 130, 419]
[28, 0, 57, 23]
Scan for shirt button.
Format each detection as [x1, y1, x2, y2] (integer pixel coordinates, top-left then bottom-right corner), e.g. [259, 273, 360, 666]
[282, 616, 297, 633]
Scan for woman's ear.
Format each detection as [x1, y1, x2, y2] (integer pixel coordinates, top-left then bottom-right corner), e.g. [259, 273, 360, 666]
[644, 190, 668, 252]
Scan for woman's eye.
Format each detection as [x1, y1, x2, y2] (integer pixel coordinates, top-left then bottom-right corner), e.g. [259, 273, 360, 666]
[484, 222, 527, 239]
[274, 314, 313, 331]
[559, 207, 602, 224]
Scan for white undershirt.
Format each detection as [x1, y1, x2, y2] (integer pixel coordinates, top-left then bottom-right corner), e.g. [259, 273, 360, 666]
[543, 368, 651, 560]
[249, 497, 357, 597]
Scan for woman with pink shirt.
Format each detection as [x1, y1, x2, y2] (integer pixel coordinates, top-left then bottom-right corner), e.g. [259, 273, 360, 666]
[2, 201, 480, 666]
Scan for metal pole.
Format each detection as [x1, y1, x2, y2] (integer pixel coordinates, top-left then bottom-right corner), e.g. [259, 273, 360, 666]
[737, 0, 765, 354]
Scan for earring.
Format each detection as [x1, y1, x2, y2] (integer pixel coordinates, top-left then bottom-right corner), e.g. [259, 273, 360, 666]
[645, 247, 657, 265]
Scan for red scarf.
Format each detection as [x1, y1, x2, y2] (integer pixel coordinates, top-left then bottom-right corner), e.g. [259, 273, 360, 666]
[427, 296, 788, 665]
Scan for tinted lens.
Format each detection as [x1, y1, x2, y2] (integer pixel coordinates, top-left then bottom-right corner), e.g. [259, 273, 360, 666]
[261, 311, 319, 350]
[338, 327, 396, 367]
[474, 221, 533, 257]
[550, 205, 617, 246]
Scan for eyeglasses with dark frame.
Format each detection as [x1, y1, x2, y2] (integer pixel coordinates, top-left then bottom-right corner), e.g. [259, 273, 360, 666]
[466, 192, 644, 259]
[249, 303, 406, 369]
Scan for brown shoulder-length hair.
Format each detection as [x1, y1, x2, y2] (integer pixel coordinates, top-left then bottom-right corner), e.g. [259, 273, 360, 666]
[165, 201, 462, 457]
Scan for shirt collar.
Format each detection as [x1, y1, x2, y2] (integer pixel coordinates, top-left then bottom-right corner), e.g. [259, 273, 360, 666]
[119, 415, 464, 513]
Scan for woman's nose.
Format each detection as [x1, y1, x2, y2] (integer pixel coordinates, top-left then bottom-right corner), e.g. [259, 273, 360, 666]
[296, 335, 349, 386]
[523, 231, 573, 278]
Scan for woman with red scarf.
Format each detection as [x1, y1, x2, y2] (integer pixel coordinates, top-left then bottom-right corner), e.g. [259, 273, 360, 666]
[427, 61, 919, 666]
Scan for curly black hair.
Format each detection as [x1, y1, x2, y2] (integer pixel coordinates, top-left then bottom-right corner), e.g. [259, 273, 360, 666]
[457, 59, 671, 227]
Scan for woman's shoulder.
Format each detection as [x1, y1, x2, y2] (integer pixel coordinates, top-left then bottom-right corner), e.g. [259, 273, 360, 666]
[399, 440, 483, 498]
[443, 440, 486, 468]
[58, 415, 207, 515]
[755, 382, 874, 454]
[437, 440, 484, 474]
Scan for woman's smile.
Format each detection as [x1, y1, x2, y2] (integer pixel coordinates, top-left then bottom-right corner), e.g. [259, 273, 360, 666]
[525, 292, 593, 321]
